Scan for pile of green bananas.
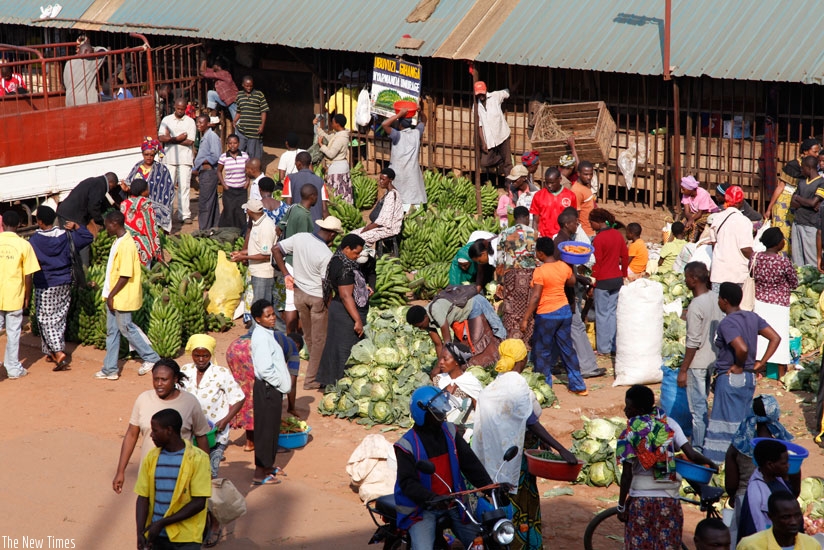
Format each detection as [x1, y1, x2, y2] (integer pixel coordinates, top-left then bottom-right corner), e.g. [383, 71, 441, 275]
[164, 234, 219, 288]
[370, 256, 411, 308]
[353, 174, 378, 211]
[76, 264, 108, 349]
[147, 289, 183, 358]
[172, 274, 207, 342]
[423, 171, 499, 217]
[205, 313, 234, 332]
[90, 231, 115, 267]
[414, 262, 450, 299]
[328, 193, 365, 232]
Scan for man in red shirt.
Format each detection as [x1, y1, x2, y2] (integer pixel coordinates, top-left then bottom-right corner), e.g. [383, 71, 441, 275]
[530, 168, 577, 238]
[0, 61, 26, 95]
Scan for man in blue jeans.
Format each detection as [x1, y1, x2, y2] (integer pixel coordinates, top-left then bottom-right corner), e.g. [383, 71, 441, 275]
[95, 210, 160, 380]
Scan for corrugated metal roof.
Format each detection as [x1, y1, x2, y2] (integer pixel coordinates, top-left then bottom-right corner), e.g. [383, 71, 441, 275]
[0, 0, 95, 28]
[7, 0, 824, 83]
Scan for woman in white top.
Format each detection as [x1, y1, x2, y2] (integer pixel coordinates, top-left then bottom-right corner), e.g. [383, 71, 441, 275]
[316, 113, 353, 203]
[431, 342, 482, 442]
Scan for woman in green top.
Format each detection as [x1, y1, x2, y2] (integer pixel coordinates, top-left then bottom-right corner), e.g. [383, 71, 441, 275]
[449, 243, 477, 286]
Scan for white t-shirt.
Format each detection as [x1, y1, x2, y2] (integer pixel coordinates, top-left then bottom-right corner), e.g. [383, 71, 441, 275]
[159, 113, 196, 165]
[277, 149, 305, 177]
[277, 233, 333, 298]
[247, 215, 277, 278]
[628, 417, 688, 498]
[248, 174, 264, 201]
[709, 208, 754, 284]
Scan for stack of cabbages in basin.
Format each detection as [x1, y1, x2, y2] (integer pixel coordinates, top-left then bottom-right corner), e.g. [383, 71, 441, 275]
[570, 416, 626, 487]
[318, 306, 558, 428]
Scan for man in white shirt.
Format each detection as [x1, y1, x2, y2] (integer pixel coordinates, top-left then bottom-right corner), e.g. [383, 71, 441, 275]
[159, 98, 197, 224]
[246, 158, 265, 201]
[272, 216, 343, 390]
[475, 81, 512, 177]
[277, 132, 304, 182]
[230, 199, 277, 309]
[709, 185, 754, 292]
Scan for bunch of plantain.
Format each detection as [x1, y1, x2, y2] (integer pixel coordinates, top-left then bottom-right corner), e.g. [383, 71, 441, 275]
[147, 289, 183, 358]
[166, 234, 218, 288]
[205, 312, 234, 333]
[353, 174, 378, 211]
[76, 264, 108, 349]
[415, 262, 451, 299]
[172, 274, 207, 342]
[90, 231, 115, 267]
[328, 192, 366, 232]
[370, 256, 411, 308]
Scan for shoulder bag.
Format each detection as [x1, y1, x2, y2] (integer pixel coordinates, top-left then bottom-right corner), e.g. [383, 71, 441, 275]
[67, 230, 86, 287]
[740, 252, 757, 311]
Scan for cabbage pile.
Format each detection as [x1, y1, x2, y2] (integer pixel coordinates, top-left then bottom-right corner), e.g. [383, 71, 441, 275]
[662, 312, 687, 368]
[781, 357, 820, 393]
[650, 271, 692, 309]
[790, 266, 824, 355]
[570, 416, 626, 487]
[318, 307, 437, 427]
[799, 477, 824, 534]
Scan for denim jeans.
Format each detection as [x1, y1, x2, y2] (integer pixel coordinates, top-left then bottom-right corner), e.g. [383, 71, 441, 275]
[209, 442, 227, 478]
[102, 310, 161, 375]
[470, 296, 507, 339]
[1, 309, 24, 377]
[686, 368, 710, 451]
[593, 287, 619, 354]
[409, 507, 480, 550]
[206, 89, 237, 119]
[533, 307, 586, 392]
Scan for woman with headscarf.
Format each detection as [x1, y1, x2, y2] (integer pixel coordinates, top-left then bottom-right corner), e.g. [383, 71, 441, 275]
[724, 395, 794, 544]
[317, 234, 369, 387]
[558, 153, 578, 188]
[521, 150, 541, 191]
[449, 242, 477, 286]
[767, 139, 820, 253]
[616, 385, 717, 550]
[430, 342, 482, 442]
[351, 168, 404, 247]
[126, 137, 174, 233]
[751, 227, 797, 378]
[119, 178, 162, 267]
[679, 175, 719, 242]
[473, 339, 576, 550]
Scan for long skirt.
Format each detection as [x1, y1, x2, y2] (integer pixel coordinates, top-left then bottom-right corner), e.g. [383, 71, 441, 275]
[501, 268, 534, 345]
[326, 161, 353, 204]
[35, 284, 71, 354]
[317, 300, 367, 386]
[754, 300, 791, 364]
[703, 371, 756, 463]
[226, 336, 254, 430]
[625, 497, 683, 550]
[510, 432, 542, 550]
[219, 187, 247, 231]
[772, 188, 794, 256]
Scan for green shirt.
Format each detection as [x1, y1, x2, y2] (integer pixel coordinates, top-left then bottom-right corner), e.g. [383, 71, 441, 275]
[280, 204, 314, 265]
[449, 244, 477, 286]
[658, 238, 686, 272]
[235, 89, 269, 139]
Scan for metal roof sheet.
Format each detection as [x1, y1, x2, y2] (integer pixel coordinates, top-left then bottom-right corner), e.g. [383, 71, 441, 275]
[6, 0, 824, 83]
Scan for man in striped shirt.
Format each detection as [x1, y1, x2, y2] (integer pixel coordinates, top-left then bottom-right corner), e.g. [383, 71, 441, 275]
[233, 76, 269, 161]
[135, 408, 211, 550]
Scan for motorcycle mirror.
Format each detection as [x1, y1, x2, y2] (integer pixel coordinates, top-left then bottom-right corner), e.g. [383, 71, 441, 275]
[415, 460, 436, 475]
[503, 446, 519, 462]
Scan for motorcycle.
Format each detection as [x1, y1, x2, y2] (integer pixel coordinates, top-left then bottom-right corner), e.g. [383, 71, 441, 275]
[366, 446, 520, 549]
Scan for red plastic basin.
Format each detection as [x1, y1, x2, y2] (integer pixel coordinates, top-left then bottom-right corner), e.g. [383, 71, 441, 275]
[525, 450, 584, 481]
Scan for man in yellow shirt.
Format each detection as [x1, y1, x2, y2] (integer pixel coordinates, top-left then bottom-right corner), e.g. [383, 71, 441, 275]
[95, 210, 160, 381]
[0, 211, 40, 379]
[135, 408, 211, 550]
[737, 492, 818, 550]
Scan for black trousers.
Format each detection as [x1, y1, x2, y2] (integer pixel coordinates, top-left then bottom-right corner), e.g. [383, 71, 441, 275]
[197, 168, 220, 231]
[253, 378, 283, 470]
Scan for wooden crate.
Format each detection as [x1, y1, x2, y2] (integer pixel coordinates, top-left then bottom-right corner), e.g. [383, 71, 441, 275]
[530, 101, 616, 163]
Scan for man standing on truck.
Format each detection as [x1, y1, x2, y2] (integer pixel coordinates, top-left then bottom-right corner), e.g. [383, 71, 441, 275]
[63, 41, 100, 107]
[159, 98, 197, 226]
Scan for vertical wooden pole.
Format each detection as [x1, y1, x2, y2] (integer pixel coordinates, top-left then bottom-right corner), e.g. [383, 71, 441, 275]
[672, 77, 682, 214]
[471, 62, 482, 217]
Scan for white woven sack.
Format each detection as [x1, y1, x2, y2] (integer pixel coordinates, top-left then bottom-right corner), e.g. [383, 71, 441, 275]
[613, 278, 664, 386]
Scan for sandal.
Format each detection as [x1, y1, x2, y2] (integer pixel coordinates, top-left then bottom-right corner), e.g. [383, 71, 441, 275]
[271, 467, 287, 476]
[203, 527, 222, 548]
[53, 358, 71, 372]
[252, 474, 281, 486]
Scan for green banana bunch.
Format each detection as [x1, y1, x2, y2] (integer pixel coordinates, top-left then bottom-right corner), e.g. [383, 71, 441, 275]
[205, 313, 234, 332]
[147, 289, 182, 358]
[76, 264, 107, 348]
[90, 231, 115, 267]
[415, 262, 450, 299]
[173, 274, 207, 342]
[370, 256, 411, 308]
[353, 174, 378, 211]
[328, 193, 365, 232]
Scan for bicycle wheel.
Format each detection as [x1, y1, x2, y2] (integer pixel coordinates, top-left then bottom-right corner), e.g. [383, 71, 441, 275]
[583, 507, 625, 550]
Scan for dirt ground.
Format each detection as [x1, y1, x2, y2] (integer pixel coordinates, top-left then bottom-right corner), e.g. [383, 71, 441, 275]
[1, 321, 821, 550]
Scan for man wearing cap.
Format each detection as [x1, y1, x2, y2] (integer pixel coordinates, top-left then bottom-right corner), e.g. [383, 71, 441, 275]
[530, 167, 577, 238]
[231, 199, 277, 311]
[791, 156, 824, 266]
[506, 165, 537, 224]
[271, 216, 343, 389]
[709, 185, 754, 291]
[382, 107, 427, 211]
[475, 81, 512, 177]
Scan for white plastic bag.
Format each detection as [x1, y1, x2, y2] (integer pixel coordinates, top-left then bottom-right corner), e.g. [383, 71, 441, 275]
[346, 434, 397, 502]
[617, 139, 647, 190]
[752, 219, 771, 253]
[614, 279, 664, 386]
[355, 88, 371, 127]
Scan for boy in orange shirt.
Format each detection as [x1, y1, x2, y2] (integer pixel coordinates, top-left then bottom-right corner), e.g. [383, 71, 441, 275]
[520, 237, 587, 395]
[626, 223, 648, 281]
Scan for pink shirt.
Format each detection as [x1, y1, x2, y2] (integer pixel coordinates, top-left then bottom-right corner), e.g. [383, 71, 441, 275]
[681, 187, 718, 214]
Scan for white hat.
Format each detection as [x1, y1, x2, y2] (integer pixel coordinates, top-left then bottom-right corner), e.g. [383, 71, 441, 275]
[242, 199, 263, 213]
[315, 216, 343, 233]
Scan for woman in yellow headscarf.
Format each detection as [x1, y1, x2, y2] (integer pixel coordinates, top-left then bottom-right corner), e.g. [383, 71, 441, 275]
[474, 338, 577, 550]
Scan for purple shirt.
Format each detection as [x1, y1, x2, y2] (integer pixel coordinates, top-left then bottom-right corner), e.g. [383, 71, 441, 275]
[714, 310, 769, 373]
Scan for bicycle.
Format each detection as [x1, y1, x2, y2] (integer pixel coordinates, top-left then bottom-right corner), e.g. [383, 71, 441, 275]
[583, 480, 725, 550]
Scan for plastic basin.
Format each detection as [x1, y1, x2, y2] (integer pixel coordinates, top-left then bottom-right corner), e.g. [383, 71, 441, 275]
[524, 450, 583, 481]
[205, 427, 218, 448]
[751, 438, 808, 474]
[557, 241, 594, 265]
[280, 426, 312, 449]
[674, 457, 714, 484]
[393, 100, 418, 117]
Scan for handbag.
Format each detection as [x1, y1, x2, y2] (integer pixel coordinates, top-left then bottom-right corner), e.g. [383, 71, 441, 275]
[67, 231, 86, 287]
[209, 478, 247, 525]
[740, 252, 757, 311]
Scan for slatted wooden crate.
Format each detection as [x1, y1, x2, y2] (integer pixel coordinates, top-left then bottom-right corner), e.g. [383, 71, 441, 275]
[530, 101, 616, 163]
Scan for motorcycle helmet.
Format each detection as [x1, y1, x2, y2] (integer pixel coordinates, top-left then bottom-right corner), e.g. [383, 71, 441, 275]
[410, 386, 451, 426]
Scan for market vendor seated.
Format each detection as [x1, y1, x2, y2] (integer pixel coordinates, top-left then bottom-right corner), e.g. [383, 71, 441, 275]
[406, 292, 506, 368]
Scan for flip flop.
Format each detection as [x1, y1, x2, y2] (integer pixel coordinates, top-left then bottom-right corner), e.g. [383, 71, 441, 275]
[252, 474, 281, 486]
[203, 527, 222, 548]
[52, 359, 71, 372]
[44, 355, 56, 363]
[271, 467, 287, 477]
